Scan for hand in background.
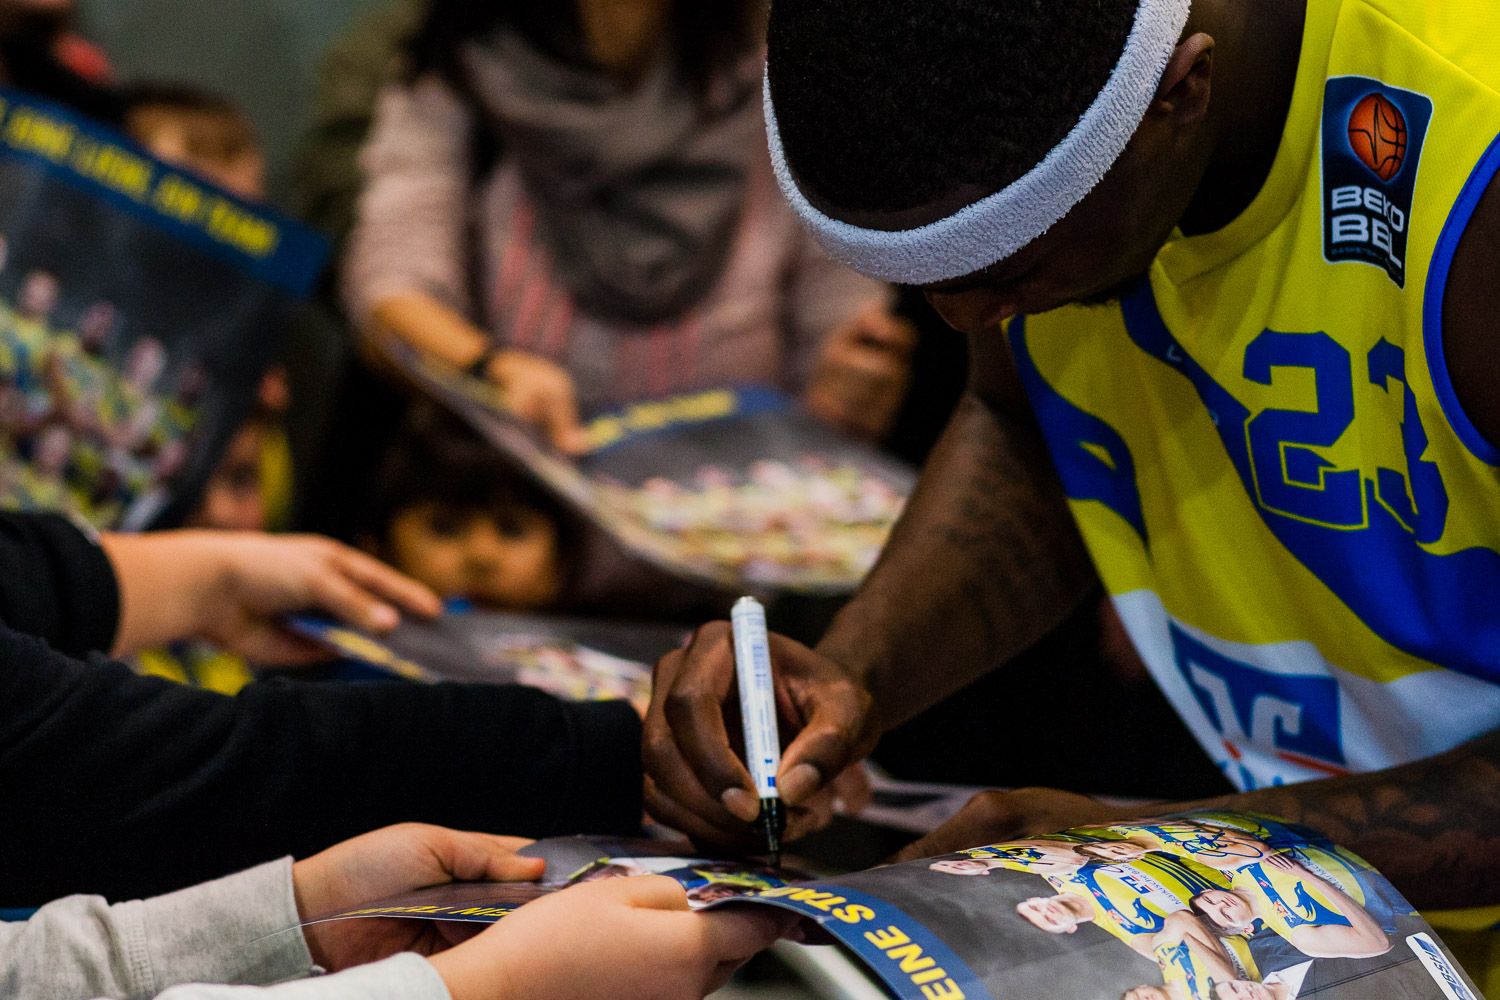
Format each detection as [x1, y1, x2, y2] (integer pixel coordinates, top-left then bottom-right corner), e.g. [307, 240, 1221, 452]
[103, 531, 442, 662]
[643, 620, 881, 845]
[893, 788, 1131, 862]
[429, 875, 797, 1000]
[805, 306, 916, 441]
[293, 824, 544, 973]
[485, 349, 591, 455]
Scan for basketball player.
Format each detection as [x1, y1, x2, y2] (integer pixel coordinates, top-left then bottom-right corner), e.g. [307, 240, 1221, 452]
[929, 840, 1088, 877]
[1190, 853, 1390, 959]
[643, 0, 1500, 911]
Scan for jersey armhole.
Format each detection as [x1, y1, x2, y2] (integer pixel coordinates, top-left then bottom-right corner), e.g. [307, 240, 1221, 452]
[1422, 131, 1500, 466]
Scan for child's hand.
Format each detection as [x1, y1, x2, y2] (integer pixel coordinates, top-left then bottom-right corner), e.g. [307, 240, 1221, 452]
[805, 305, 916, 441]
[293, 823, 545, 973]
[428, 875, 798, 1000]
[102, 531, 443, 661]
[198, 533, 443, 662]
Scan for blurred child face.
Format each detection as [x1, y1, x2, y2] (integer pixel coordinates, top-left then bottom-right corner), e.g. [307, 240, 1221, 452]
[187, 422, 266, 532]
[387, 502, 563, 612]
[129, 109, 266, 201]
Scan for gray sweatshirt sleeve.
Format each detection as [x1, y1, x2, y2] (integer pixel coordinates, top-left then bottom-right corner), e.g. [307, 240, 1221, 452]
[0, 859, 312, 997]
[150, 954, 451, 1000]
[0, 858, 452, 1000]
[341, 74, 477, 331]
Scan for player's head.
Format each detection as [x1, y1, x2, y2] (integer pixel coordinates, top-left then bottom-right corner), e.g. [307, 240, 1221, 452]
[124, 336, 167, 390]
[766, 0, 1221, 331]
[929, 858, 1004, 876]
[1075, 840, 1149, 863]
[19, 269, 59, 318]
[686, 882, 746, 904]
[1123, 988, 1172, 1000]
[1190, 889, 1256, 935]
[78, 301, 116, 350]
[1211, 981, 1275, 1000]
[1016, 893, 1094, 933]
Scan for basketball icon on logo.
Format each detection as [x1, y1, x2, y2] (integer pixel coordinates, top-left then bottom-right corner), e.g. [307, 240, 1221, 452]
[1347, 92, 1407, 181]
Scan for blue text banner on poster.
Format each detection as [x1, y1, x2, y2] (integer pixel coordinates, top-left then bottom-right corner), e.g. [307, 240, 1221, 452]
[733, 883, 995, 1000]
[0, 87, 329, 296]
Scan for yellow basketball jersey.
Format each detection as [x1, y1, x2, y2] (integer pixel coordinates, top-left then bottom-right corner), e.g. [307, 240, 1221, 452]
[1048, 854, 1228, 948]
[1231, 857, 1359, 939]
[1012, 0, 1500, 791]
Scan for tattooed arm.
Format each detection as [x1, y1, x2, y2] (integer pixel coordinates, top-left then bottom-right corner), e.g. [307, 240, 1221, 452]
[642, 329, 1098, 844]
[895, 728, 1500, 910]
[816, 327, 1098, 726]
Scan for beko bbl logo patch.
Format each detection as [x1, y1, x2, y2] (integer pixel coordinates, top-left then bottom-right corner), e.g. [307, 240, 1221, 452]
[1321, 76, 1433, 287]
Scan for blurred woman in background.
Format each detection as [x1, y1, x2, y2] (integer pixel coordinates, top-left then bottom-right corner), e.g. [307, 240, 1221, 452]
[342, 0, 913, 453]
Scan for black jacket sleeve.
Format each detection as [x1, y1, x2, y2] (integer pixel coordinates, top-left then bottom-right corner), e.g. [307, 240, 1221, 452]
[0, 624, 643, 906]
[0, 512, 118, 657]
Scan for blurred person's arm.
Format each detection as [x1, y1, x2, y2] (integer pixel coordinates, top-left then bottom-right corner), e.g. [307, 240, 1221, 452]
[99, 531, 441, 662]
[0, 512, 440, 663]
[369, 290, 588, 454]
[0, 511, 121, 657]
[785, 230, 914, 440]
[343, 78, 586, 453]
[0, 621, 643, 907]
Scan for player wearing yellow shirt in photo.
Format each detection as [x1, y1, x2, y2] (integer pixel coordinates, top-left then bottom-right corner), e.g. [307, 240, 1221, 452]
[1191, 853, 1389, 959]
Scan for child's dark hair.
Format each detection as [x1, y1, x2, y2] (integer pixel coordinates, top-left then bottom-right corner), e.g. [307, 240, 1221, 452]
[361, 401, 581, 581]
[120, 81, 261, 165]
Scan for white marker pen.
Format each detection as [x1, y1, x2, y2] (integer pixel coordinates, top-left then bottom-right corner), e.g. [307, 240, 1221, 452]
[731, 595, 785, 864]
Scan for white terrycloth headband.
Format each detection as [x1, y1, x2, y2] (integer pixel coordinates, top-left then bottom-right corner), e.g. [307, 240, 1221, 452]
[765, 0, 1193, 285]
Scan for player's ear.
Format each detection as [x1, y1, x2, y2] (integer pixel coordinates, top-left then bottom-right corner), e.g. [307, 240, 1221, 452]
[1153, 32, 1215, 126]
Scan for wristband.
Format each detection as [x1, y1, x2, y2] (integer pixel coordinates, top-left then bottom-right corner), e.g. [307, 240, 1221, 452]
[465, 346, 500, 379]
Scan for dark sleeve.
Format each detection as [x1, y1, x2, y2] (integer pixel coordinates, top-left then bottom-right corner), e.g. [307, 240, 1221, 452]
[0, 624, 642, 906]
[0, 513, 119, 657]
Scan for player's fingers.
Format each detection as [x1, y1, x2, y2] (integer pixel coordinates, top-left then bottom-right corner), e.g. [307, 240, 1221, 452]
[831, 761, 874, 815]
[894, 790, 1024, 862]
[663, 628, 761, 820]
[775, 685, 871, 807]
[645, 625, 759, 831]
[331, 545, 443, 623]
[643, 652, 743, 837]
[644, 774, 753, 847]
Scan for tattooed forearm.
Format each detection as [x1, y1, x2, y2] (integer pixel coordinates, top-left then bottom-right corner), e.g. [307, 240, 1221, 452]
[817, 390, 1097, 729]
[1177, 728, 1500, 909]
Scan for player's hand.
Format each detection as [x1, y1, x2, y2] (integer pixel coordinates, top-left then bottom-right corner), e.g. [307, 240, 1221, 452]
[294, 824, 544, 972]
[198, 533, 443, 663]
[486, 349, 590, 455]
[429, 875, 798, 1000]
[894, 788, 1134, 862]
[805, 306, 915, 441]
[1264, 852, 1299, 873]
[643, 620, 882, 845]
